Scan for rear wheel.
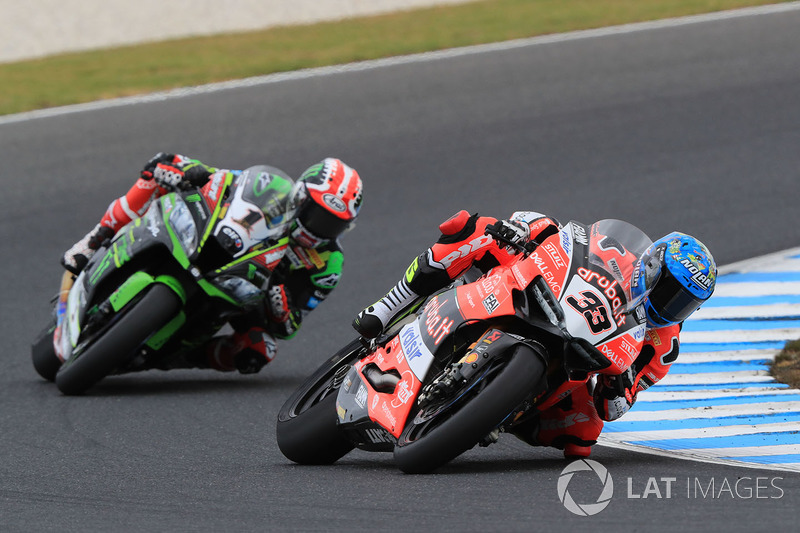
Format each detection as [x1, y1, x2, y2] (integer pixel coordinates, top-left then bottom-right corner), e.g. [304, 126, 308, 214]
[31, 321, 61, 382]
[276, 339, 364, 465]
[55, 284, 181, 395]
[393, 344, 546, 474]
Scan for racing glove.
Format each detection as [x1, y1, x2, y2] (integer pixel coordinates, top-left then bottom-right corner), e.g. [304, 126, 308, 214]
[152, 163, 187, 191]
[267, 284, 291, 322]
[487, 219, 531, 253]
[61, 224, 115, 274]
[142, 152, 212, 188]
[140, 152, 175, 179]
[266, 284, 301, 338]
[593, 367, 637, 421]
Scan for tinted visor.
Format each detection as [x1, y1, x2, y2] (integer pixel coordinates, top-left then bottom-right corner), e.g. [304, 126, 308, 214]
[648, 266, 705, 324]
[298, 201, 352, 240]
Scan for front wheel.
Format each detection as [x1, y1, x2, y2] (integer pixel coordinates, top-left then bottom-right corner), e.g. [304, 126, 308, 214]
[393, 344, 546, 474]
[276, 339, 364, 465]
[55, 284, 181, 395]
[31, 321, 61, 382]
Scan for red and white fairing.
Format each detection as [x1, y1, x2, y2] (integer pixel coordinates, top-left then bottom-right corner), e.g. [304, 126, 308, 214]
[338, 218, 650, 443]
[520, 221, 646, 374]
[454, 220, 646, 374]
[349, 322, 433, 438]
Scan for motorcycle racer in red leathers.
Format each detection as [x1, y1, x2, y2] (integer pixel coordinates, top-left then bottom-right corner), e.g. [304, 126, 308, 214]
[62, 153, 363, 375]
[352, 209, 717, 458]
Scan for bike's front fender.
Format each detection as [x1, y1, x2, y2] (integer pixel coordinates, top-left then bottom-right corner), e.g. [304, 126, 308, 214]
[108, 271, 186, 312]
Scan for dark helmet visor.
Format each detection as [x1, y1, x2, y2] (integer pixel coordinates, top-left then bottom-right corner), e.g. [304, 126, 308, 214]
[647, 267, 705, 324]
[298, 201, 352, 240]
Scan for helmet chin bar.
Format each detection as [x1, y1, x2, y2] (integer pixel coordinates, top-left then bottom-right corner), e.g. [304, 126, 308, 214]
[645, 300, 672, 328]
[290, 219, 328, 249]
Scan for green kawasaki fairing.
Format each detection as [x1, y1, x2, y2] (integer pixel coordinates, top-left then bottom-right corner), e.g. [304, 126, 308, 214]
[35, 166, 298, 395]
[67, 188, 272, 373]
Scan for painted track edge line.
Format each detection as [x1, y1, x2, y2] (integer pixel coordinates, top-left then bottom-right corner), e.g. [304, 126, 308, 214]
[596, 439, 800, 474]
[598, 246, 800, 473]
[718, 246, 800, 275]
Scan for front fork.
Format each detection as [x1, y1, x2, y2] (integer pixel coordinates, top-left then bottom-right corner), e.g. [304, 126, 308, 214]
[52, 270, 75, 361]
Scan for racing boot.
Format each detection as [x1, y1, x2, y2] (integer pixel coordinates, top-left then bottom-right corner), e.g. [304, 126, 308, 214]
[61, 224, 115, 275]
[157, 328, 277, 374]
[200, 327, 277, 374]
[564, 443, 593, 458]
[353, 278, 420, 339]
[352, 210, 494, 339]
[512, 384, 603, 459]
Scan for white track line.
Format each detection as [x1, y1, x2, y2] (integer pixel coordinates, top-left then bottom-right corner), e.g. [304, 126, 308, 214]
[2, 2, 800, 126]
[681, 328, 800, 344]
[619, 402, 800, 422]
[693, 304, 800, 320]
[606, 422, 800, 442]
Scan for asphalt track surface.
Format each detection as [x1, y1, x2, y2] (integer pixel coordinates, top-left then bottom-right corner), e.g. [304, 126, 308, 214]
[2, 8, 800, 532]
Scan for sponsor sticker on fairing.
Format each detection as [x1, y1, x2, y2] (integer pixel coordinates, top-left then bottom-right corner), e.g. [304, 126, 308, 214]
[220, 226, 243, 252]
[364, 427, 393, 444]
[399, 322, 436, 380]
[571, 223, 589, 246]
[355, 383, 368, 408]
[482, 294, 500, 314]
[147, 214, 160, 237]
[162, 195, 174, 214]
[423, 295, 456, 346]
[206, 173, 225, 202]
[543, 242, 567, 269]
[390, 371, 416, 408]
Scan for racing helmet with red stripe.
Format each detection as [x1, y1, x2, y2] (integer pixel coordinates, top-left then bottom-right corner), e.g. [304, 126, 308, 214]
[289, 158, 363, 247]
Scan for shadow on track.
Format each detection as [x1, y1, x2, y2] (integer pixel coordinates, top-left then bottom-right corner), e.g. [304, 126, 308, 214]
[270, 448, 578, 475]
[26, 371, 302, 397]
[268, 438, 670, 475]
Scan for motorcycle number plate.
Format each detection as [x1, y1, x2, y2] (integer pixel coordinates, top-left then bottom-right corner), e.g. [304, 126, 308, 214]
[561, 275, 618, 340]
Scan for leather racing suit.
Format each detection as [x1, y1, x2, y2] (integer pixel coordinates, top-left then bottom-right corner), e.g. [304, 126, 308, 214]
[68, 153, 344, 374]
[352, 209, 682, 457]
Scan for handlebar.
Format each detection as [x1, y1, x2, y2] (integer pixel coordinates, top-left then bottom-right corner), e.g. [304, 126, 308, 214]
[484, 225, 536, 256]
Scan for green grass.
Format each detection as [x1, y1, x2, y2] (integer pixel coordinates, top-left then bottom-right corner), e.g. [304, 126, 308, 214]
[0, 0, 792, 116]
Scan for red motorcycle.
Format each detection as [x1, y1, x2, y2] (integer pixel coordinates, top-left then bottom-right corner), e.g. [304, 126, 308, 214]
[277, 219, 652, 473]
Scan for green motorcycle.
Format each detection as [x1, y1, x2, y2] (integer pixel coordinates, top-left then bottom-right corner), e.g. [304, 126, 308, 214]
[32, 165, 295, 395]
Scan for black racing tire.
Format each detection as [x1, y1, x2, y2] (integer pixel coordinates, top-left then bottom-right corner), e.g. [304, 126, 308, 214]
[393, 344, 546, 474]
[31, 321, 61, 382]
[54, 284, 181, 395]
[276, 339, 364, 465]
